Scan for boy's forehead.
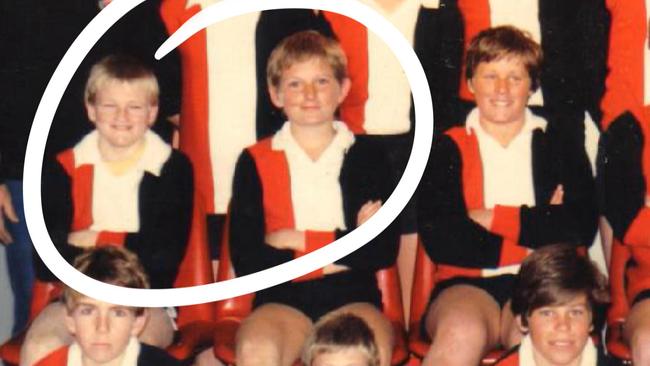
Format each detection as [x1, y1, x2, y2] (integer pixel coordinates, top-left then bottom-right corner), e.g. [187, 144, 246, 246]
[282, 56, 335, 74]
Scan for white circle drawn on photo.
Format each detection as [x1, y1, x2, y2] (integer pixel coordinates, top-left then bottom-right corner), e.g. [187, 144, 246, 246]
[24, 0, 433, 307]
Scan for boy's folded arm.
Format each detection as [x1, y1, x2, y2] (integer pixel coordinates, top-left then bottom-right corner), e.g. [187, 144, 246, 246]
[418, 135, 506, 269]
[600, 115, 650, 248]
[229, 151, 294, 277]
[115, 152, 194, 289]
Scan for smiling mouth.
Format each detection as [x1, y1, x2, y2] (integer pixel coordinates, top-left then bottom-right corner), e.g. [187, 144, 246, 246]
[111, 125, 133, 131]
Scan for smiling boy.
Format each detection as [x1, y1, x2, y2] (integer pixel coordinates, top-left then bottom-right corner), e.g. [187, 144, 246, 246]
[23, 54, 193, 366]
[230, 30, 399, 366]
[494, 244, 610, 366]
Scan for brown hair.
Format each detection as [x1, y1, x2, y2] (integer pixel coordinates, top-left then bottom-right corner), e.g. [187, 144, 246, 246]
[85, 54, 159, 106]
[302, 313, 379, 366]
[266, 30, 348, 89]
[465, 25, 543, 91]
[62, 246, 150, 316]
[511, 244, 609, 327]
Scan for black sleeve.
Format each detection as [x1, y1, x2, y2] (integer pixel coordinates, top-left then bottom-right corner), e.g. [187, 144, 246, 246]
[417, 135, 504, 268]
[333, 138, 400, 272]
[229, 150, 295, 277]
[519, 129, 598, 248]
[597, 112, 647, 242]
[39, 157, 83, 281]
[123, 151, 194, 289]
[413, 0, 464, 135]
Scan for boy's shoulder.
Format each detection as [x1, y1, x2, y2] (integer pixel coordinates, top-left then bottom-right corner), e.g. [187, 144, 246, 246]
[137, 343, 182, 366]
[34, 346, 70, 366]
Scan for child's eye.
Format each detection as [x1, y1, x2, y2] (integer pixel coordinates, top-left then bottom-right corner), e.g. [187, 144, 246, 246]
[112, 308, 129, 317]
[127, 105, 146, 117]
[316, 77, 331, 86]
[77, 306, 94, 316]
[569, 308, 586, 317]
[507, 75, 523, 84]
[287, 80, 302, 89]
[538, 309, 553, 317]
[482, 74, 497, 80]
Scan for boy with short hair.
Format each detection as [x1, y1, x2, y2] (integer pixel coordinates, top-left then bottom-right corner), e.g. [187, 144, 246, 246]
[230, 30, 398, 366]
[35, 246, 180, 366]
[494, 244, 610, 366]
[302, 313, 380, 366]
[23, 54, 192, 366]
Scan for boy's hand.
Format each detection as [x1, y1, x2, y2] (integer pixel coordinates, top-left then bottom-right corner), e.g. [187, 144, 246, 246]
[324, 263, 350, 275]
[357, 200, 382, 227]
[68, 230, 99, 248]
[0, 184, 18, 245]
[265, 229, 305, 251]
[550, 184, 564, 205]
[645, 195, 650, 207]
[469, 209, 494, 229]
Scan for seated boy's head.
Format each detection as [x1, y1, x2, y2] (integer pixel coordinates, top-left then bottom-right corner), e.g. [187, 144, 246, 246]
[465, 25, 542, 92]
[465, 26, 542, 129]
[302, 313, 379, 366]
[511, 244, 609, 366]
[84, 54, 159, 153]
[63, 246, 150, 365]
[266, 30, 351, 127]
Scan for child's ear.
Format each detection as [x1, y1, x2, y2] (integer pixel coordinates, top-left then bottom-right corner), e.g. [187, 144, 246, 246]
[269, 85, 284, 108]
[64, 312, 77, 335]
[516, 315, 528, 333]
[147, 104, 159, 127]
[337, 77, 351, 103]
[130, 310, 148, 337]
[86, 102, 98, 125]
[467, 79, 475, 94]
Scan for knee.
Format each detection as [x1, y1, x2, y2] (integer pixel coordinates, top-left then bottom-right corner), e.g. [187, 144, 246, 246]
[236, 334, 280, 366]
[630, 326, 650, 364]
[426, 313, 490, 364]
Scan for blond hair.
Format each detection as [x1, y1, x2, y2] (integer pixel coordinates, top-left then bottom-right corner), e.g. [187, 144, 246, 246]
[266, 30, 348, 89]
[84, 54, 159, 106]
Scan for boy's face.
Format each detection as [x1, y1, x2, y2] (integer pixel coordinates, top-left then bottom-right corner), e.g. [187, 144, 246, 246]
[86, 80, 158, 151]
[312, 348, 371, 366]
[269, 57, 350, 128]
[468, 55, 532, 129]
[65, 297, 147, 366]
[522, 294, 593, 366]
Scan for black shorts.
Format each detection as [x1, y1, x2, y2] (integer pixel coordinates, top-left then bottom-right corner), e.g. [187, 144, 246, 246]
[633, 289, 650, 306]
[420, 274, 516, 338]
[253, 272, 383, 322]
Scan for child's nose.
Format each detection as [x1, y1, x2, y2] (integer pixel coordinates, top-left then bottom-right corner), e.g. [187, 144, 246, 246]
[555, 313, 571, 330]
[495, 78, 509, 93]
[303, 82, 317, 98]
[96, 315, 110, 333]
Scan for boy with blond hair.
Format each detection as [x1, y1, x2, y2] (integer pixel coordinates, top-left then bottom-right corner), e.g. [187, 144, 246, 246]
[23, 54, 193, 366]
[230, 30, 399, 366]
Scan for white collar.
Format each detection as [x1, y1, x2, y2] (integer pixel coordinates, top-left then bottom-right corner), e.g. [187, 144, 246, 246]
[73, 130, 171, 177]
[518, 334, 597, 366]
[465, 107, 547, 136]
[271, 121, 355, 158]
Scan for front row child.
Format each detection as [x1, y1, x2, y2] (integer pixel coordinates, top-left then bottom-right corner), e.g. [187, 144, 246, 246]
[494, 244, 610, 366]
[302, 313, 380, 366]
[35, 246, 180, 366]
